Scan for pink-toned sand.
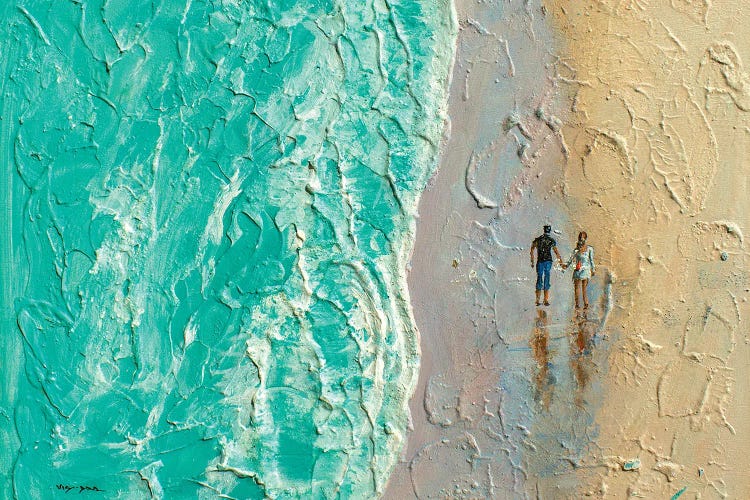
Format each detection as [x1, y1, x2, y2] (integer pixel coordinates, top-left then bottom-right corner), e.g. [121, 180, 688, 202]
[386, 1, 750, 498]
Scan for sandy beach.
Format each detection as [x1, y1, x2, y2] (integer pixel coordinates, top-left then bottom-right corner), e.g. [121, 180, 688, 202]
[386, 0, 750, 498]
[2, 0, 744, 496]
[550, 1, 750, 497]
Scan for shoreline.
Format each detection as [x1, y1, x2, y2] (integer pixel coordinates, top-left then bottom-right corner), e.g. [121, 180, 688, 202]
[387, 0, 750, 498]
[385, 1, 583, 496]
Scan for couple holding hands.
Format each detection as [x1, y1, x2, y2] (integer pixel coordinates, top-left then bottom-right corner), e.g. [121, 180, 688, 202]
[530, 225, 595, 309]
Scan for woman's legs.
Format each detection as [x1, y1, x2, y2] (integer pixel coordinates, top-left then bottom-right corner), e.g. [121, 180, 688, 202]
[573, 279, 581, 308]
[582, 279, 589, 308]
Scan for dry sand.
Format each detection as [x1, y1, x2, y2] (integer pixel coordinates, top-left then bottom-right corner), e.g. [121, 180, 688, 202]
[548, 1, 750, 497]
[385, 0, 750, 498]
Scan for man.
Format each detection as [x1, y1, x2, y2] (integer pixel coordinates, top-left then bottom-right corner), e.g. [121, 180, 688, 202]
[530, 225, 563, 306]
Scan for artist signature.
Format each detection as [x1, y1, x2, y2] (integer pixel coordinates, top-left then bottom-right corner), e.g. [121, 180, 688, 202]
[55, 483, 104, 494]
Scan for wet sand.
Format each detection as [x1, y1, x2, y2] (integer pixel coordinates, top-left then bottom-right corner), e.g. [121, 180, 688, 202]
[386, 0, 750, 498]
[385, 0, 595, 497]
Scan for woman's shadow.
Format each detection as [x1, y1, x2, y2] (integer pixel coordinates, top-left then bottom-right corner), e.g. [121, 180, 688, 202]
[570, 309, 597, 408]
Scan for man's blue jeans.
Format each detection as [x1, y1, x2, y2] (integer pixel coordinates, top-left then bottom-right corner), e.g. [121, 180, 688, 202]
[536, 260, 552, 291]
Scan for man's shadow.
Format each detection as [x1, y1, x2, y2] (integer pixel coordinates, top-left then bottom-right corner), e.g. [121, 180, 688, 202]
[530, 309, 555, 411]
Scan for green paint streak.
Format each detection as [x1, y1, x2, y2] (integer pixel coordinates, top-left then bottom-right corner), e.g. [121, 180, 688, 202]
[2, 0, 456, 498]
[671, 486, 688, 500]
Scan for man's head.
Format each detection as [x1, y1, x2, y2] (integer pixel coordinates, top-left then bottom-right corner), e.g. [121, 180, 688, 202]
[543, 225, 552, 234]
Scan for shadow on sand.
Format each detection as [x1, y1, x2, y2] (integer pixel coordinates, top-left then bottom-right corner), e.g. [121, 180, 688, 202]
[496, 269, 615, 495]
[530, 308, 600, 413]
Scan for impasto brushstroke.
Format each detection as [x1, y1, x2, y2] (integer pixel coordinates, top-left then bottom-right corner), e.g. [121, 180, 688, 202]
[5, 0, 750, 498]
[0, 1, 456, 497]
[385, 1, 750, 499]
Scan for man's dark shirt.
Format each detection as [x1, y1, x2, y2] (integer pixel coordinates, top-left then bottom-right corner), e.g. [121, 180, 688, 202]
[534, 234, 556, 262]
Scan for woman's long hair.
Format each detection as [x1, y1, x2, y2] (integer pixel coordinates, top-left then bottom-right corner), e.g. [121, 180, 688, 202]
[576, 231, 588, 251]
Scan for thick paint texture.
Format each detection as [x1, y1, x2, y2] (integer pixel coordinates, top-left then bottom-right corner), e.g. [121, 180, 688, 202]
[0, 0, 456, 497]
[389, 0, 750, 498]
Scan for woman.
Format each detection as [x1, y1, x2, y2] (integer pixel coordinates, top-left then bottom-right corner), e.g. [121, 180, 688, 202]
[563, 231, 595, 309]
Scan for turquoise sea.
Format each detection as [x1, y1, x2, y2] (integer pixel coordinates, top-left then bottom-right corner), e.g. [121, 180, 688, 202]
[0, 0, 456, 497]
